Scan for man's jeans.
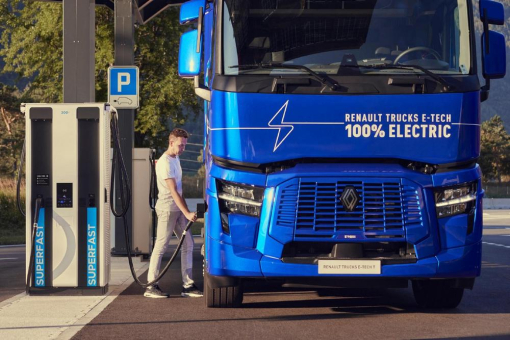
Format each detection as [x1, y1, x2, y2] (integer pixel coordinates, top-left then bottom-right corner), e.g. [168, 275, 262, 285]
[147, 209, 194, 288]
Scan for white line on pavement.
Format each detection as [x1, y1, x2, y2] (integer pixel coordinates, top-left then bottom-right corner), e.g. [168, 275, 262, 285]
[482, 242, 510, 249]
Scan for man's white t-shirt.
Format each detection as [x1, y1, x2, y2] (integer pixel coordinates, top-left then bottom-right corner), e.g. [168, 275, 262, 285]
[155, 153, 182, 212]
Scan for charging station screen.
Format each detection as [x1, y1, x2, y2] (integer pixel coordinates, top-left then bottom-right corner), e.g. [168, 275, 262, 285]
[57, 183, 73, 208]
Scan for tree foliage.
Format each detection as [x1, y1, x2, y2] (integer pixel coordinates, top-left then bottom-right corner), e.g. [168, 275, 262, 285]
[0, 1, 63, 102]
[133, 9, 200, 148]
[0, 84, 24, 177]
[479, 115, 510, 182]
[0, 0, 199, 168]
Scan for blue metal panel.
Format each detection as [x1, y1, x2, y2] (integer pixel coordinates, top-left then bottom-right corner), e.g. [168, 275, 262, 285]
[436, 242, 482, 277]
[208, 91, 480, 165]
[207, 237, 263, 277]
[256, 188, 286, 258]
[439, 214, 469, 249]
[432, 165, 481, 187]
[210, 163, 266, 187]
[260, 255, 439, 277]
[229, 214, 259, 249]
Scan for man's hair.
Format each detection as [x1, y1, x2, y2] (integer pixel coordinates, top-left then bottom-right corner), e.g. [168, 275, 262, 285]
[169, 128, 189, 140]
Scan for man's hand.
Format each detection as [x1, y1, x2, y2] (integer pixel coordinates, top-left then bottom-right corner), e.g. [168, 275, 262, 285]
[185, 211, 197, 222]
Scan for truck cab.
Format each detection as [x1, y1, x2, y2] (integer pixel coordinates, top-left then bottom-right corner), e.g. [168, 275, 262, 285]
[178, 0, 506, 308]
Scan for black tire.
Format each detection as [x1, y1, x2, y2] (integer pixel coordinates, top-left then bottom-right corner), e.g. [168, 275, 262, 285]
[412, 280, 464, 309]
[205, 273, 243, 308]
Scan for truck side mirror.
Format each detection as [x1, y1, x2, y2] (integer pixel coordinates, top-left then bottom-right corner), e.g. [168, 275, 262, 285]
[478, 0, 506, 101]
[479, 0, 505, 25]
[180, 0, 206, 24]
[178, 30, 201, 77]
[178, 0, 211, 101]
[482, 31, 506, 79]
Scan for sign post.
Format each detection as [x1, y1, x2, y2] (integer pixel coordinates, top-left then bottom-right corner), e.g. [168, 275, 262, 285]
[108, 66, 139, 109]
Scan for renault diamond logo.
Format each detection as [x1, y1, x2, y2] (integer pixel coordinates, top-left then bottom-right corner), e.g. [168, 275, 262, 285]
[340, 186, 360, 212]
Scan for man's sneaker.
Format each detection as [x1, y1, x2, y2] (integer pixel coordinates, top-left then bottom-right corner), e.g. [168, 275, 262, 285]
[144, 285, 169, 298]
[181, 284, 203, 298]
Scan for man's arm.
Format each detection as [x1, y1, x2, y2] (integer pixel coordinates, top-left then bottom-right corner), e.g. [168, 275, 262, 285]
[165, 178, 196, 221]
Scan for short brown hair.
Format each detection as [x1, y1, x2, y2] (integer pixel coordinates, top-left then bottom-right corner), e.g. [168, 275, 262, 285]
[170, 128, 189, 139]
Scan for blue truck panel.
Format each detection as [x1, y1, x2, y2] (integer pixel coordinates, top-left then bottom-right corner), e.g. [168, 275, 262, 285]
[208, 91, 480, 165]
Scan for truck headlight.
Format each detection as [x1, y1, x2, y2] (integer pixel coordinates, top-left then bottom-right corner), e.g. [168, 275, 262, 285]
[217, 180, 264, 217]
[434, 182, 477, 218]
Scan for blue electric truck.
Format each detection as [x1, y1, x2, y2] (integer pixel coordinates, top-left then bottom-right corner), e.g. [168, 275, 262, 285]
[177, 0, 506, 308]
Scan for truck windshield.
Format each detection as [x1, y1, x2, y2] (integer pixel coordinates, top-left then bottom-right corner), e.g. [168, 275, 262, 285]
[223, 0, 471, 76]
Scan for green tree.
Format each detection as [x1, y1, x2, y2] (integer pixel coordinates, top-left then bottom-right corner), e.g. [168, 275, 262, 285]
[480, 115, 510, 182]
[0, 1, 63, 102]
[0, 84, 24, 177]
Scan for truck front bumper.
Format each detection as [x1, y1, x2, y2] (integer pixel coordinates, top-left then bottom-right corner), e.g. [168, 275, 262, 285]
[207, 236, 481, 279]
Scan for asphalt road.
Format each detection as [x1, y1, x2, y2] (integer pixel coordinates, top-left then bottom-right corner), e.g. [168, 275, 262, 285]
[72, 211, 510, 340]
[1, 211, 509, 339]
[0, 245, 25, 303]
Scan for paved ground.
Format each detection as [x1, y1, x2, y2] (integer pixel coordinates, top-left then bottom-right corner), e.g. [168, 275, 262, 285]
[1, 210, 509, 339]
[0, 245, 25, 304]
[71, 211, 510, 340]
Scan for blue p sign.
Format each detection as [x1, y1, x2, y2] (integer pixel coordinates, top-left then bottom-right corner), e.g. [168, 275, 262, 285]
[110, 68, 137, 95]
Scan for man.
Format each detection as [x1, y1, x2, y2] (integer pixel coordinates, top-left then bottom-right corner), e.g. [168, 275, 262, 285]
[144, 128, 202, 298]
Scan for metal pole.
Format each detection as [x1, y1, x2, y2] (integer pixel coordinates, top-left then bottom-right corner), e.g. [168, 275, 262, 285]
[112, 0, 135, 255]
[63, 0, 95, 103]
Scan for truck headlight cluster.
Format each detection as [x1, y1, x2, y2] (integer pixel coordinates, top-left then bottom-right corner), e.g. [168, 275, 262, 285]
[434, 182, 477, 218]
[217, 180, 264, 217]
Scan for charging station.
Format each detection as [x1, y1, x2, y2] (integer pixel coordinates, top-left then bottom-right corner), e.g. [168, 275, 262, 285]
[23, 103, 111, 295]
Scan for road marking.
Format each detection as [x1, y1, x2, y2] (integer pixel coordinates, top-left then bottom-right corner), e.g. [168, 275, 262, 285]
[0, 258, 18, 260]
[482, 242, 510, 249]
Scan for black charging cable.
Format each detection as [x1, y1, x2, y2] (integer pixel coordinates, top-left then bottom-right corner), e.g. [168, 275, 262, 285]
[110, 111, 195, 288]
[149, 149, 157, 252]
[26, 197, 43, 294]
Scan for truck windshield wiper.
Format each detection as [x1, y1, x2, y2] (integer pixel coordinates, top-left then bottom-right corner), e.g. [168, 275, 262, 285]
[230, 63, 341, 92]
[354, 64, 454, 91]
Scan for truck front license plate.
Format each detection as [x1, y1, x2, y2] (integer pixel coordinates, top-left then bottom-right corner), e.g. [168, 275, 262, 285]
[318, 260, 381, 274]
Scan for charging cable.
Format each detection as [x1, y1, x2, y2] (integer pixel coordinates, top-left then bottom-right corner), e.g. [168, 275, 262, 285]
[149, 149, 157, 252]
[110, 111, 195, 288]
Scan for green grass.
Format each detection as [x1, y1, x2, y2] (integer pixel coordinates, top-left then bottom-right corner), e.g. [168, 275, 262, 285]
[0, 177, 25, 245]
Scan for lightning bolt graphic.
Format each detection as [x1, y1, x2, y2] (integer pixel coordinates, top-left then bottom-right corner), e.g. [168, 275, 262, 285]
[207, 100, 345, 152]
[268, 100, 294, 152]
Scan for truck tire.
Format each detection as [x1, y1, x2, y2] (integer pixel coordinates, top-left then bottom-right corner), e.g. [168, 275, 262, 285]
[412, 280, 464, 309]
[205, 273, 243, 308]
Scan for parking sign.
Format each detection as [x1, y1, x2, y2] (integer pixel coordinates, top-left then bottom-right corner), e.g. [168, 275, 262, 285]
[108, 66, 139, 109]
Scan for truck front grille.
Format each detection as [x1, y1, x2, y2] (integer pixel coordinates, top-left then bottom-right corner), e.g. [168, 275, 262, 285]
[274, 178, 423, 241]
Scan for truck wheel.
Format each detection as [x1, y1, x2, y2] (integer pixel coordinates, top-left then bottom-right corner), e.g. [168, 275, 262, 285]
[205, 273, 243, 308]
[412, 280, 464, 309]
